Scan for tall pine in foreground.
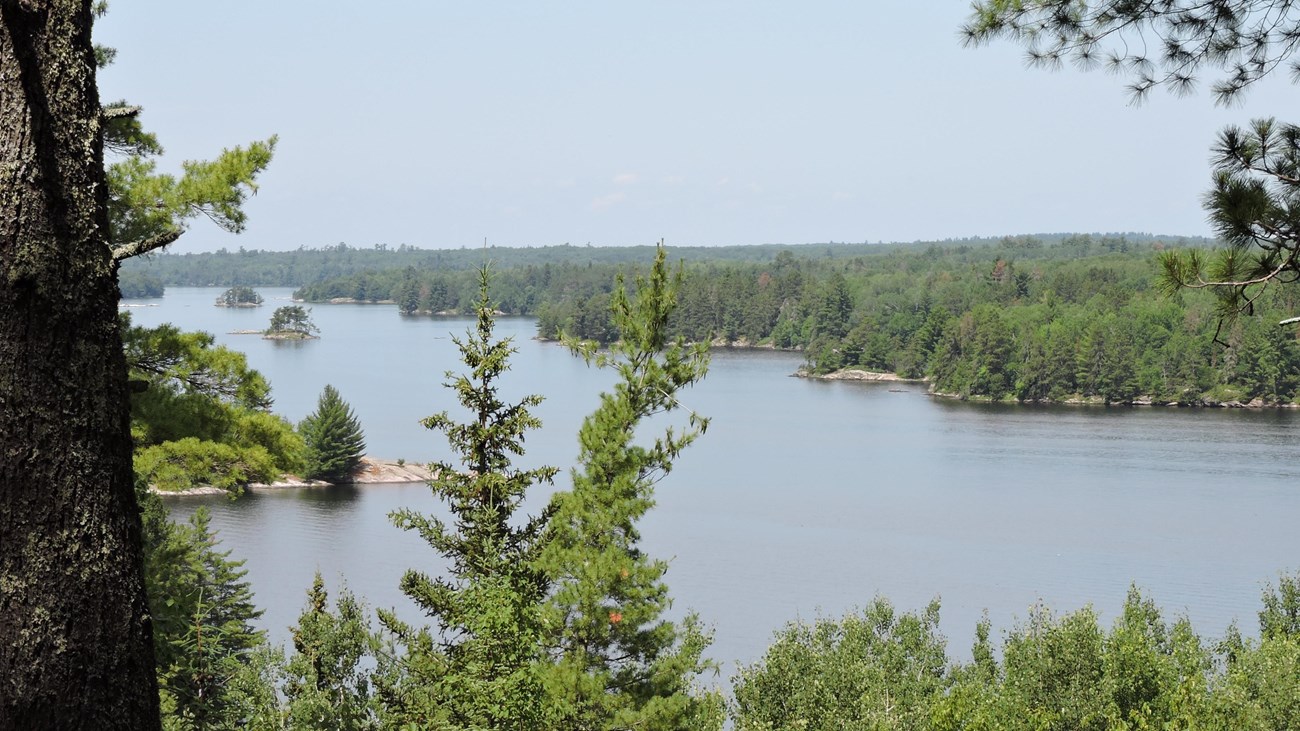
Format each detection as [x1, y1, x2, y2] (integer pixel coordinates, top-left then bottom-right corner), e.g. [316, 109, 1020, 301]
[538, 245, 726, 730]
[378, 266, 559, 729]
[300, 385, 367, 482]
[0, 3, 161, 724]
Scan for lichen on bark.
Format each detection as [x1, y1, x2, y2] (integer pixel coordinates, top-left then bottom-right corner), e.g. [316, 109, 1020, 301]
[0, 1, 161, 728]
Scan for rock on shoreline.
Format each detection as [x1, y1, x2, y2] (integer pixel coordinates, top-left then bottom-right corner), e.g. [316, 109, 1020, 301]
[262, 331, 319, 340]
[151, 457, 435, 497]
[795, 368, 923, 383]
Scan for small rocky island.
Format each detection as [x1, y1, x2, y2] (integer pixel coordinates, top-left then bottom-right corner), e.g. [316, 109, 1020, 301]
[263, 304, 320, 340]
[214, 286, 264, 308]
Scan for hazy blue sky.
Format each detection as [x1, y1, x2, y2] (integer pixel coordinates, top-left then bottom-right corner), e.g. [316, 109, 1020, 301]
[96, 2, 1297, 253]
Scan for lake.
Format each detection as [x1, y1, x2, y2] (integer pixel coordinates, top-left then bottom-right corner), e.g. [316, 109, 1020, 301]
[125, 286, 1300, 681]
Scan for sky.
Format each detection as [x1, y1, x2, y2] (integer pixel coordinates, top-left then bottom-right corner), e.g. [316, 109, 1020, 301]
[95, 2, 1298, 253]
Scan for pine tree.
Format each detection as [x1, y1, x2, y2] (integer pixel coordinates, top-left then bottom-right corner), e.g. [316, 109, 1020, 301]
[538, 245, 725, 730]
[266, 305, 320, 338]
[1, 4, 162, 723]
[300, 385, 367, 483]
[377, 266, 559, 729]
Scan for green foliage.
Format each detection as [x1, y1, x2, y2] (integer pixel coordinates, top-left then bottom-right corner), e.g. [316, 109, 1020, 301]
[299, 385, 367, 483]
[997, 604, 1110, 730]
[1160, 119, 1300, 325]
[736, 583, 1300, 730]
[233, 410, 309, 475]
[732, 598, 948, 731]
[98, 8, 284, 724]
[280, 574, 382, 730]
[144, 234, 1300, 406]
[134, 438, 278, 494]
[121, 239, 996, 287]
[1260, 573, 1300, 641]
[99, 27, 275, 261]
[962, 0, 1300, 104]
[538, 245, 724, 730]
[522, 236, 1300, 405]
[267, 304, 320, 338]
[379, 266, 559, 729]
[1208, 631, 1300, 728]
[107, 134, 276, 253]
[140, 489, 379, 729]
[965, 3, 1300, 343]
[132, 232, 1300, 404]
[124, 244, 1300, 730]
[371, 254, 724, 728]
[124, 315, 272, 414]
[215, 286, 262, 307]
[124, 315, 304, 490]
[138, 492, 267, 728]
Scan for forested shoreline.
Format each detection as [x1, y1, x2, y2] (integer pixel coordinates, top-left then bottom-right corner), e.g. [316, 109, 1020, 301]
[126, 233, 1300, 407]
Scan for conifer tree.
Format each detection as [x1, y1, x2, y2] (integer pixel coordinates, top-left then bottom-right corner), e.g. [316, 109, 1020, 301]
[266, 305, 320, 339]
[538, 245, 725, 730]
[281, 573, 381, 730]
[378, 266, 559, 729]
[140, 500, 266, 728]
[300, 385, 367, 483]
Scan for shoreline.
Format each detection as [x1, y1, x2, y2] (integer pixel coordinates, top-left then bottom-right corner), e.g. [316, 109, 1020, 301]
[802, 368, 1299, 409]
[929, 392, 1300, 409]
[795, 368, 921, 383]
[151, 457, 434, 497]
[262, 331, 320, 340]
[534, 334, 799, 352]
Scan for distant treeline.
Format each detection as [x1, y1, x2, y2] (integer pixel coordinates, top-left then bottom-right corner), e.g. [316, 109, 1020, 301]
[293, 234, 1299, 405]
[117, 233, 1200, 288]
[118, 269, 164, 298]
[122, 233, 1300, 405]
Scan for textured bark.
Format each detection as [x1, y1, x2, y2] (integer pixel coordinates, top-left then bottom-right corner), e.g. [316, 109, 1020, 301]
[0, 1, 160, 728]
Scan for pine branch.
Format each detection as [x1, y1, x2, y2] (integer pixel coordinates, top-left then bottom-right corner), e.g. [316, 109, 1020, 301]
[102, 104, 140, 120]
[112, 228, 182, 262]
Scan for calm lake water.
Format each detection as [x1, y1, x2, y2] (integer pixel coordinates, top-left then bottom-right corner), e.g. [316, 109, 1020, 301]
[125, 287, 1300, 680]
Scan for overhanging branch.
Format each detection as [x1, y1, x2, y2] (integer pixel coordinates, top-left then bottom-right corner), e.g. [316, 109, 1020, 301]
[101, 104, 140, 121]
[112, 229, 181, 262]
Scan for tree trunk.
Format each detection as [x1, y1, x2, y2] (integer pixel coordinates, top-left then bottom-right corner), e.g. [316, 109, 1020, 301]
[0, 1, 160, 728]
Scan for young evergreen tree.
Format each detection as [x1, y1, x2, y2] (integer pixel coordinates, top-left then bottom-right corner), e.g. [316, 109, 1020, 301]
[138, 491, 266, 728]
[537, 245, 725, 730]
[377, 266, 559, 729]
[280, 573, 381, 730]
[300, 385, 367, 483]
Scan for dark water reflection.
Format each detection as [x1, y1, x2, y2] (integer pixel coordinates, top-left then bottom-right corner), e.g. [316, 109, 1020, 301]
[132, 288, 1300, 681]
